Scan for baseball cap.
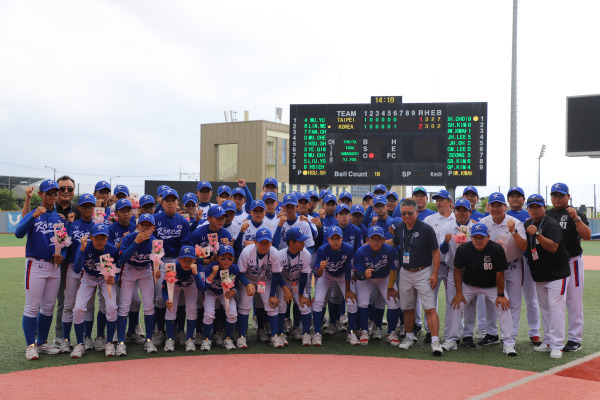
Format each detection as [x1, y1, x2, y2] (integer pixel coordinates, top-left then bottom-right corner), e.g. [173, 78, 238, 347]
[527, 194, 546, 207]
[179, 245, 196, 259]
[550, 183, 569, 195]
[350, 204, 365, 215]
[373, 195, 387, 206]
[39, 179, 59, 193]
[78, 193, 95, 206]
[222, 200, 236, 213]
[339, 191, 352, 201]
[218, 245, 235, 256]
[286, 227, 309, 242]
[182, 192, 198, 205]
[262, 192, 278, 202]
[335, 204, 350, 214]
[471, 223, 488, 237]
[323, 194, 337, 204]
[207, 205, 225, 218]
[412, 186, 427, 195]
[319, 189, 331, 199]
[327, 226, 343, 238]
[308, 190, 319, 199]
[138, 213, 156, 226]
[454, 198, 472, 210]
[197, 181, 212, 191]
[162, 188, 179, 200]
[374, 184, 387, 193]
[488, 192, 506, 204]
[463, 186, 478, 196]
[114, 185, 129, 196]
[156, 185, 170, 196]
[432, 189, 451, 200]
[250, 200, 266, 211]
[91, 223, 109, 237]
[263, 177, 278, 187]
[297, 192, 310, 202]
[95, 181, 111, 192]
[232, 187, 246, 197]
[115, 198, 132, 210]
[386, 217, 401, 230]
[139, 194, 155, 207]
[256, 228, 273, 242]
[363, 192, 374, 200]
[386, 191, 399, 201]
[282, 193, 298, 206]
[217, 185, 232, 196]
[507, 186, 525, 197]
[368, 225, 385, 238]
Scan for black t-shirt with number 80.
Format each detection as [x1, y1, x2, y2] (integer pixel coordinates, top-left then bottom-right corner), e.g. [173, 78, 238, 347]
[454, 241, 508, 288]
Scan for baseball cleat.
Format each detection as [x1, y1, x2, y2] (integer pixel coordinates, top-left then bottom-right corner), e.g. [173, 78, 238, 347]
[83, 337, 94, 351]
[185, 338, 196, 352]
[116, 342, 127, 356]
[200, 339, 212, 351]
[413, 324, 422, 335]
[223, 338, 236, 351]
[478, 334, 500, 346]
[52, 337, 63, 350]
[37, 342, 60, 355]
[312, 333, 322, 346]
[70, 343, 85, 359]
[550, 349, 563, 359]
[104, 342, 116, 357]
[94, 336, 106, 351]
[163, 338, 175, 352]
[346, 331, 360, 346]
[302, 333, 312, 346]
[372, 328, 383, 340]
[144, 339, 158, 353]
[359, 330, 369, 346]
[25, 344, 39, 361]
[386, 331, 400, 346]
[335, 320, 347, 333]
[399, 337, 416, 350]
[503, 344, 517, 356]
[533, 343, 551, 352]
[441, 341, 457, 351]
[431, 341, 444, 356]
[60, 338, 72, 353]
[324, 323, 336, 336]
[236, 336, 248, 349]
[280, 333, 289, 346]
[340, 314, 349, 325]
[563, 340, 582, 352]
[462, 337, 476, 348]
[271, 335, 284, 348]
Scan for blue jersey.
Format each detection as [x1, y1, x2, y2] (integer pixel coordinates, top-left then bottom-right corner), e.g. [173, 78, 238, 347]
[74, 242, 119, 278]
[322, 215, 337, 237]
[15, 209, 67, 260]
[67, 218, 94, 263]
[374, 216, 394, 240]
[203, 263, 245, 295]
[108, 221, 136, 247]
[153, 212, 192, 258]
[161, 262, 205, 301]
[352, 222, 368, 245]
[339, 223, 364, 253]
[470, 210, 486, 222]
[119, 232, 157, 269]
[313, 242, 354, 279]
[191, 224, 232, 257]
[353, 243, 399, 279]
[507, 209, 530, 223]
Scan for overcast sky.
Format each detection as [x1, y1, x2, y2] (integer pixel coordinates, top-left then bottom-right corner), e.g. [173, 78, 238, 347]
[1, 0, 599, 206]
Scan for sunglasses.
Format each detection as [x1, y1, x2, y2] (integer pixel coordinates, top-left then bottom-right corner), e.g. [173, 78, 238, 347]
[401, 211, 415, 216]
[59, 187, 74, 193]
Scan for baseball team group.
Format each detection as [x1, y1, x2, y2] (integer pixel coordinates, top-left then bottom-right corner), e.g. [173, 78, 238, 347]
[15, 176, 589, 361]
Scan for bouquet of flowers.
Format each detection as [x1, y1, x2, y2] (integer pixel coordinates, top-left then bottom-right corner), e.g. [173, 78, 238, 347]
[150, 240, 165, 283]
[51, 223, 72, 268]
[195, 244, 210, 259]
[497, 235, 506, 249]
[207, 233, 219, 254]
[164, 263, 178, 303]
[182, 213, 190, 223]
[106, 210, 117, 225]
[130, 193, 140, 209]
[454, 225, 470, 244]
[220, 270, 235, 314]
[96, 254, 121, 299]
[93, 207, 106, 224]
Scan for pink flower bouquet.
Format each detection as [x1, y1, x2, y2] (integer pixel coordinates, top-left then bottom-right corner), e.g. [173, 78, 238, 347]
[51, 223, 72, 268]
[195, 244, 210, 259]
[93, 207, 106, 224]
[207, 233, 219, 254]
[96, 254, 121, 299]
[164, 263, 178, 302]
[150, 240, 165, 283]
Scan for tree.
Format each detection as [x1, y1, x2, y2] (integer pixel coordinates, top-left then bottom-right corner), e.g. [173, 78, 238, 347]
[478, 196, 488, 213]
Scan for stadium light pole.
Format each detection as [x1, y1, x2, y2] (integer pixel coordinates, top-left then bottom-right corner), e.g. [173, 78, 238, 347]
[537, 144, 546, 194]
[44, 165, 56, 181]
[109, 175, 120, 188]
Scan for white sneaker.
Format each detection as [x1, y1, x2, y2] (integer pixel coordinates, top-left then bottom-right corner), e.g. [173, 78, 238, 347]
[386, 331, 400, 346]
[116, 342, 127, 356]
[291, 327, 302, 340]
[135, 324, 145, 338]
[60, 338, 72, 353]
[153, 331, 166, 347]
[94, 336, 106, 351]
[346, 331, 359, 346]
[257, 329, 269, 343]
[372, 329, 383, 340]
[399, 337, 415, 350]
[442, 341, 458, 351]
[185, 338, 196, 352]
[144, 339, 158, 353]
[431, 341, 444, 356]
[335, 320, 347, 333]
[177, 331, 187, 347]
[105, 342, 116, 357]
[70, 343, 85, 358]
[382, 319, 388, 326]
[271, 335, 284, 348]
[26, 344, 39, 360]
[83, 337, 94, 351]
[280, 334, 289, 346]
[200, 339, 211, 351]
[550, 348, 563, 359]
[340, 313, 349, 325]
[236, 336, 248, 349]
[284, 318, 293, 333]
[302, 333, 312, 346]
[359, 330, 369, 346]
[533, 343, 551, 352]
[163, 338, 175, 352]
[325, 323, 336, 336]
[503, 344, 517, 356]
[52, 337, 63, 349]
[223, 338, 236, 351]
[37, 342, 60, 355]
[195, 332, 203, 345]
[312, 333, 322, 346]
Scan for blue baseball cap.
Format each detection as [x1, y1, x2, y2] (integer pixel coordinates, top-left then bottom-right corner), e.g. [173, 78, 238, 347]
[182, 192, 198, 205]
[507, 186, 525, 197]
[527, 194, 546, 207]
[350, 204, 365, 215]
[297, 192, 310, 202]
[386, 191, 399, 201]
[323, 194, 337, 204]
[114, 185, 129, 196]
[197, 181, 212, 191]
[327, 226, 343, 238]
[339, 191, 352, 201]
[335, 204, 350, 214]
[488, 192, 506, 204]
[262, 192, 278, 202]
[256, 228, 273, 242]
[463, 186, 478, 196]
[319, 189, 331, 199]
[232, 187, 246, 197]
[471, 223, 488, 237]
[363, 192, 374, 200]
[162, 188, 179, 200]
[39, 179, 59, 192]
[95, 181, 110, 192]
[454, 198, 472, 210]
[217, 185, 232, 196]
[308, 190, 319, 199]
[386, 217, 401, 230]
[282, 193, 298, 206]
[156, 185, 170, 196]
[412, 187, 427, 195]
[286, 227, 309, 242]
[368, 225, 385, 238]
[222, 200, 236, 212]
[263, 177, 278, 187]
[208, 205, 225, 218]
[91, 223, 109, 236]
[138, 213, 156, 225]
[179, 245, 196, 259]
[550, 183, 569, 195]
[78, 193, 95, 206]
[373, 195, 387, 206]
[139, 194, 155, 207]
[250, 200, 266, 211]
[115, 198, 132, 210]
[374, 184, 387, 193]
[432, 189, 451, 200]
[218, 245, 235, 256]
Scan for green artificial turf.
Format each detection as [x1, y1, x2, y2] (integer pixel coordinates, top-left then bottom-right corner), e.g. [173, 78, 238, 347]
[0, 234, 27, 247]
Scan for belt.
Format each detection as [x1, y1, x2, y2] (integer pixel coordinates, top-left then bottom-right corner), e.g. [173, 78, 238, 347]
[406, 266, 428, 273]
[29, 257, 52, 263]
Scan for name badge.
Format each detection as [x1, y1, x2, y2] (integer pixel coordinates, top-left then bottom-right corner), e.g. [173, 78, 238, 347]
[403, 252, 410, 264]
[291, 281, 298, 293]
[531, 248, 539, 261]
[257, 281, 266, 293]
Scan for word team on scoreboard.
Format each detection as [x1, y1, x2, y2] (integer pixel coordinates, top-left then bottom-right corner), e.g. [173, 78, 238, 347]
[289, 97, 487, 186]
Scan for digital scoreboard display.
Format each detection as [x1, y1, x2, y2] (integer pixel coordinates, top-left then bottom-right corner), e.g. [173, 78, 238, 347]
[289, 100, 487, 186]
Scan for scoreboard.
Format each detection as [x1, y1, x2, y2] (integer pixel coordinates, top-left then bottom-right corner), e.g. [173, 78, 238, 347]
[289, 99, 487, 186]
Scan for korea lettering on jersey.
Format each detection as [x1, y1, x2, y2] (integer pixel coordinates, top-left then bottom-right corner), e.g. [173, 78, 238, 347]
[366, 253, 396, 273]
[155, 223, 184, 241]
[120, 234, 153, 268]
[323, 253, 350, 274]
[242, 222, 271, 243]
[83, 251, 104, 277]
[279, 249, 311, 282]
[67, 220, 94, 262]
[238, 245, 281, 282]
